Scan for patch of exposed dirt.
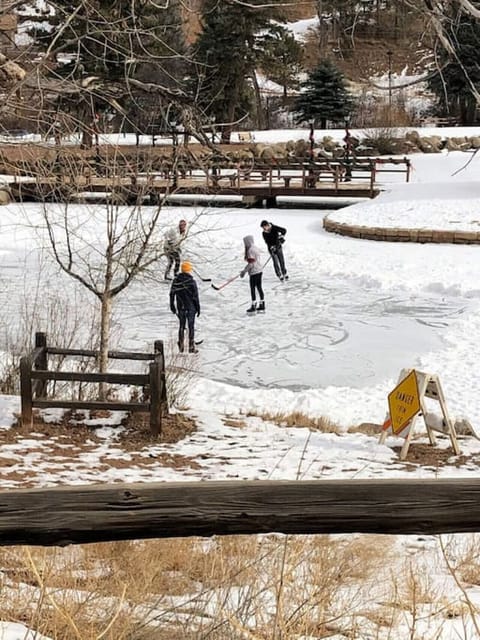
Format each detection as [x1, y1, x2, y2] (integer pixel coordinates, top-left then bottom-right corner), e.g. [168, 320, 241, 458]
[9, 409, 196, 447]
[393, 442, 472, 470]
[0, 410, 200, 485]
[222, 418, 247, 429]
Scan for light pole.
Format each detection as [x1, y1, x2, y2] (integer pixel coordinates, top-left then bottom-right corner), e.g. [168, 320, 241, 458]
[387, 50, 393, 127]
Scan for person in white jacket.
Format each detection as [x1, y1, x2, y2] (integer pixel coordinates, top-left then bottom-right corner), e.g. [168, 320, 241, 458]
[240, 235, 265, 314]
[163, 219, 187, 280]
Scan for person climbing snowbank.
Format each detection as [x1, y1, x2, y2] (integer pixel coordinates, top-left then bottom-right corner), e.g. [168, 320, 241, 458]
[170, 261, 201, 353]
[240, 235, 265, 314]
[260, 220, 288, 281]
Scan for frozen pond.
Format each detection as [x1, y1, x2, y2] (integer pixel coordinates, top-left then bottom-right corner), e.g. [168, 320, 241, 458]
[114, 206, 470, 391]
[118, 265, 467, 391]
[0, 203, 471, 394]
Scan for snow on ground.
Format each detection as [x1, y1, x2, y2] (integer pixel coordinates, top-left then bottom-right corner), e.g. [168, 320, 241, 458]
[3, 123, 479, 147]
[329, 151, 480, 230]
[0, 145, 478, 481]
[284, 17, 318, 40]
[0, 134, 480, 639]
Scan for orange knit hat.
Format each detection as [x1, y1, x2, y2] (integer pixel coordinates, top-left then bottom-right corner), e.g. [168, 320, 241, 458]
[181, 261, 193, 273]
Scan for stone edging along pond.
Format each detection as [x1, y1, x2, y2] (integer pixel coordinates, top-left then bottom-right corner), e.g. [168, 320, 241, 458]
[323, 216, 480, 244]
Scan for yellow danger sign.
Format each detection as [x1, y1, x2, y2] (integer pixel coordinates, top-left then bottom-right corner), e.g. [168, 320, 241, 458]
[388, 370, 421, 435]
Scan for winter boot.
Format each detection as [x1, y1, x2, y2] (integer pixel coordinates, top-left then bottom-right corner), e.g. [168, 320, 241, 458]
[257, 301, 265, 312]
[189, 341, 198, 354]
[246, 302, 257, 314]
[284, 273, 289, 281]
[177, 338, 184, 353]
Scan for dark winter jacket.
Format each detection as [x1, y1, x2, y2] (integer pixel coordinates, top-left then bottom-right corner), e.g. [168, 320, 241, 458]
[262, 223, 286, 249]
[170, 273, 200, 315]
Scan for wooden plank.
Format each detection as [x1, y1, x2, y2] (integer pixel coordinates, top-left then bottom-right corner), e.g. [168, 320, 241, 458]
[19, 357, 33, 428]
[32, 399, 149, 412]
[154, 340, 168, 411]
[0, 479, 479, 546]
[33, 333, 48, 397]
[31, 371, 148, 385]
[32, 347, 46, 368]
[149, 361, 162, 436]
[47, 347, 155, 360]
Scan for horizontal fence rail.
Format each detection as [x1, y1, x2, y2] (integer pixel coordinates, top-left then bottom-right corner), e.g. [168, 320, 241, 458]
[0, 479, 479, 546]
[20, 333, 167, 435]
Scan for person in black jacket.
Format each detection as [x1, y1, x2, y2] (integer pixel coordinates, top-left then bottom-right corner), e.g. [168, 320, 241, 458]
[170, 261, 201, 353]
[260, 220, 288, 281]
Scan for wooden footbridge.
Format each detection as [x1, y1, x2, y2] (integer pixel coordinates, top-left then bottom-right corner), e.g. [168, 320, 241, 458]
[7, 157, 411, 206]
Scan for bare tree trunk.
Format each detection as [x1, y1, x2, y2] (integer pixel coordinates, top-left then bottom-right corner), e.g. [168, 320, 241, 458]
[98, 293, 112, 398]
[315, 1, 327, 55]
[251, 72, 265, 129]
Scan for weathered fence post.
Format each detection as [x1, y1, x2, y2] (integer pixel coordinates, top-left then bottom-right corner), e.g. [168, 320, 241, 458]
[405, 157, 411, 182]
[149, 360, 162, 436]
[371, 159, 377, 189]
[154, 340, 168, 414]
[20, 356, 33, 428]
[34, 332, 48, 397]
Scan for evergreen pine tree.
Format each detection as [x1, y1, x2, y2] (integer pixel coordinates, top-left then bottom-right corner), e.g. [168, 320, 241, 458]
[192, 0, 285, 141]
[258, 27, 303, 99]
[294, 60, 355, 129]
[428, 10, 480, 125]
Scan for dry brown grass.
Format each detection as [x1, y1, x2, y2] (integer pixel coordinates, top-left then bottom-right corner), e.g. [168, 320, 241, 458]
[0, 533, 476, 639]
[445, 535, 480, 587]
[349, 422, 382, 436]
[0, 534, 392, 639]
[248, 410, 342, 434]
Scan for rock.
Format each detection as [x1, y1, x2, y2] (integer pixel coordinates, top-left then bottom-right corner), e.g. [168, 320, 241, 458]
[322, 136, 338, 152]
[405, 130, 421, 144]
[418, 136, 442, 153]
[469, 136, 480, 149]
[454, 417, 480, 438]
[445, 138, 461, 151]
[0, 188, 10, 205]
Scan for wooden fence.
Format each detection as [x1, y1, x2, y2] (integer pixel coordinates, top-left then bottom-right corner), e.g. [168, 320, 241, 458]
[373, 156, 411, 182]
[20, 332, 168, 435]
[0, 478, 479, 546]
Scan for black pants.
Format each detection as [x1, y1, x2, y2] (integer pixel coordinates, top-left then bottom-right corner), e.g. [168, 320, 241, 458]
[178, 308, 196, 349]
[249, 272, 264, 302]
[269, 245, 287, 278]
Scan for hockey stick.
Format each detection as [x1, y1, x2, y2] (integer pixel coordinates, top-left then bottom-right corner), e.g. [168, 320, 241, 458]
[211, 256, 273, 291]
[211, 273, 240, 291]
[262, 255, 273, 269]
[193, 268, 212, 282]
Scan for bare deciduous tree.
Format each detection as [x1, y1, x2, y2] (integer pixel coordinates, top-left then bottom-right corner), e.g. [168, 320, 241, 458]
[39, 156, 167, 391]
